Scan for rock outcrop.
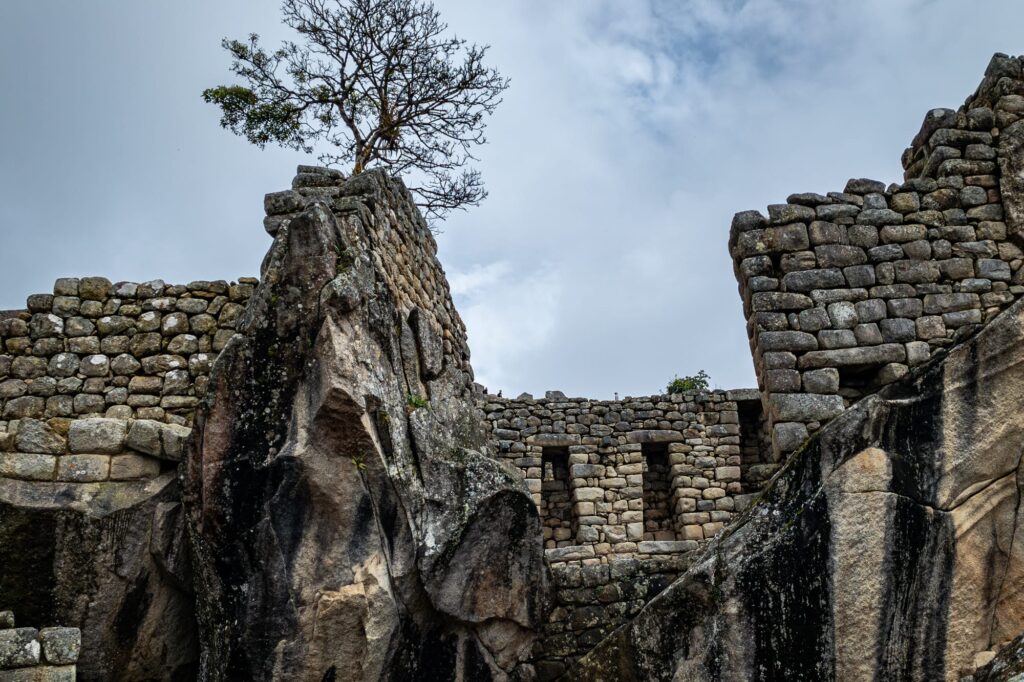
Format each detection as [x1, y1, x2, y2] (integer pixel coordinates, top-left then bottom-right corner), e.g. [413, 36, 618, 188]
[183, 170, 546, 681]
[568, 291, 1024, 681]
[0, 473, 198, 680]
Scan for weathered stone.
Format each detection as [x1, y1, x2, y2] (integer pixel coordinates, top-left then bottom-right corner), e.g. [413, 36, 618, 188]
[38, 627, 80, 665]
[782, 268, 846, 292]
[768, 393, 845, 422]
[184, 178, 546, 681]
[14, 419, 65, 455]
[79, 277, 112, 301]
[759, 331, 818, 352]
[0, 452, 56, 480]
[798, 343, 907, 369]
[0, 628, 40, 668]
[67, 418, 126, 454]
[109, 453, 161, 480]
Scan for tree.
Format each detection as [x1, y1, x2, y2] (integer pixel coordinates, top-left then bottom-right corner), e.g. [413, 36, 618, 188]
[666, 370, 711, 394]
[203, 0, 509, 223]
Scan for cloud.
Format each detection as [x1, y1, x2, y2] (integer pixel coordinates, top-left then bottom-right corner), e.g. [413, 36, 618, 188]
[2, 0, 1023, 399]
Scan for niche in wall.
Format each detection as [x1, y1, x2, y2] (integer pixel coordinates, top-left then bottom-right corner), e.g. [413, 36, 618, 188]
[540, 447, 574, 548]
[641, 443, 676, 541]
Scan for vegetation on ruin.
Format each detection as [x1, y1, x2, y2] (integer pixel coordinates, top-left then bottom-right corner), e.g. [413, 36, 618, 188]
[203, 0, 509, 222]
[666, 370, 711, 394]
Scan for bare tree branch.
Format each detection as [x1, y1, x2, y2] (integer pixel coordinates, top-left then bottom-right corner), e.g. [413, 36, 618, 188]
[203, 0, 508, 224]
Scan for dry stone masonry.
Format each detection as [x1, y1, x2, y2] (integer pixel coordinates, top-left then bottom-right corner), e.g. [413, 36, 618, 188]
[0, 278, 254, 486]
[730, 53, 1024, 459]
[0, 611, 79, 682]
[480, 389, 771, 677]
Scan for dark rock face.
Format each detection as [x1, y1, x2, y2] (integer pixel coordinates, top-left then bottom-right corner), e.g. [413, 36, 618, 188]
[569, 293, 1024, 681]
[0, 474, 198, 680]
[183, 171, 546, 681]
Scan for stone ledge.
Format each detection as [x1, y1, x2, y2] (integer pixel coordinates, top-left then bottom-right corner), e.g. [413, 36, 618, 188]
[637, 540, 699, 555]
[0, 471, 176, 517]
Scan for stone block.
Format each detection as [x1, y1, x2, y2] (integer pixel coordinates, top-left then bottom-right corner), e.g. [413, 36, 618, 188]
[843, 264, 876, 287]
[797, 308, 831, 332]
[765, 369, 800, 393]
[887, 298, 923, 319]
[768, 203, 816, 225]
[827, 301, 858, 329]
[817, 329, 857, 349]
[57, 454, 110, 482]
[769, 394, 845, 422]
[79, 276, 112, 301]
[879, 318, 916, 343]
[13, 419, 66, 455]
[0, 452, 56, 481]
[923, 292, 980, 314]
[802, 368, 839, 394]
[893, 260, 940, 284]
[915, 316, 946, 340]
[868, 244, 904, 262]
[814, 245, 866, 268]
[781, 268, 846, 292]
[808, 221, 847, 245]
[575, 487, 604, 502]
[855, 298, 887, 322]
[637, 541, 698, 554]
[0, 627, 40, 668]
[977, 258, 1011, 281]
[109, 454, 161, 480]
[905, 341, 931, 366]
[853, 323, 883, 345]
[734, 224, 809, 257]
[759, 331, 818, 352]
[715, 466, 741, 482]
[859, 209, 904, 226]
[751, 292, 813, 312]
[798, 344, 906, 369]
[545, 545, 595, 562]
[38, 627, 80, 665]
[762, 352, 796, 369]
[68, 418, 126, 454]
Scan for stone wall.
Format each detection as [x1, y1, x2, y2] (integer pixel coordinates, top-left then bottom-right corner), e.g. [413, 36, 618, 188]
[0, 611, 79, 681]
[263, 165, 473, 378]
[479, 388, 771, 677]
[0, 278, 254, 485]
[729, 53, 1024, 458]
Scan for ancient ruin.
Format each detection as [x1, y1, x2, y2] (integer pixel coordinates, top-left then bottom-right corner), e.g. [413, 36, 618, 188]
[2, 52, 1024, 681]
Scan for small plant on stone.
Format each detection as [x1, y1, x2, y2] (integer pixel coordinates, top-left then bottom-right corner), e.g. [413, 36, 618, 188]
[406, 393, 429, 409]
[350, 454, 367, 470]
[666, 370, 711, 394]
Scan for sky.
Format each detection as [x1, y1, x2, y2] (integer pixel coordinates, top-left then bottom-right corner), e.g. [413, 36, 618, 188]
[1, 1, 1023, 399]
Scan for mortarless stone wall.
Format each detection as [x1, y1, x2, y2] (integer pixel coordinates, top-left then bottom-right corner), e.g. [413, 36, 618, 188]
[729, 53, 1024, 459]
[479, 388, 772, 678]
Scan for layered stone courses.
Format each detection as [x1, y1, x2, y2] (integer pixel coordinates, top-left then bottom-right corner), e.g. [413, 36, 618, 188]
[0, 612, 79, 681]
[481, 388, 772, 677]
[481, 389, 770, 558]
[730, 53, 1024, 459]
[0, 277, 250, 484]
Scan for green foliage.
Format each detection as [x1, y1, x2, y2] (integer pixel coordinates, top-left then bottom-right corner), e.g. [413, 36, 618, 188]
[666, 370, 711, 394]
[202, 84, 307, 150]
[202, 0, 509, 222]
[406, 393, 429, 409]
[350, 454, 367, 470]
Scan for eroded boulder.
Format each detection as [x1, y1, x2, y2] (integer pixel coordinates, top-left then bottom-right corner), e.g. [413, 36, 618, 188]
[184, 171, 546, 681]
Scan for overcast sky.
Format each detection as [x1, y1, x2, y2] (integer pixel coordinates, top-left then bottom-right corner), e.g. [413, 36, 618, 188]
[2, 1, 1022, 398]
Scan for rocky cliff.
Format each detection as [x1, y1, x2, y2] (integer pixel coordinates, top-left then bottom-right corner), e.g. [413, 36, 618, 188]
[183, 169, 547, 681]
